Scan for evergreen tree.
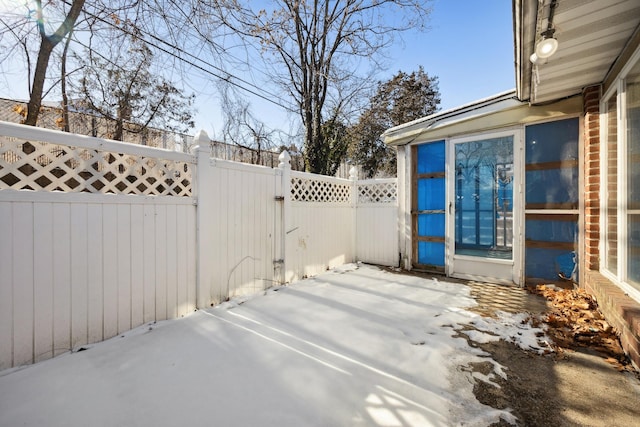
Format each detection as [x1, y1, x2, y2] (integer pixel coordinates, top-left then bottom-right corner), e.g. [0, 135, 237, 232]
[350, 67, 440, 177]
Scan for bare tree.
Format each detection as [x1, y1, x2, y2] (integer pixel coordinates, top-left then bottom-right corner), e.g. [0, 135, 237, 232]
[1, 0, 214, 131]
[221, 94, 277, 165]
[214, 0, 433, 174]
[59, 29, 75, 132]
[70, 26, 195, 141]
[24, 0, 85, 126]
[0, 10, 34, 97]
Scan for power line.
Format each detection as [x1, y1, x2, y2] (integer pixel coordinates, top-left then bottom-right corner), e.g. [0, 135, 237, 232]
[64, 1, 298, 113]
[137, 27, 297, 113]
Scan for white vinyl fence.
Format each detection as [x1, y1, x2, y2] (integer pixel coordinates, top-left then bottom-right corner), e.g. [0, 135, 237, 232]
[287, 171, 355, 280]
[356, 179, 399, 266]
[196, 155, 279, 303]
[0, 121, 398, 370]
[0, 123, 196, 369]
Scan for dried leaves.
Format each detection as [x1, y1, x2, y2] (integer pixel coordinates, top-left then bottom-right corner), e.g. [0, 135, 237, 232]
[532, 285, 634, 372]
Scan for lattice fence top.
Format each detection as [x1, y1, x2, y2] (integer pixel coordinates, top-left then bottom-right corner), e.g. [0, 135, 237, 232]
[0, 136, 193, 197]
[291, 175, 351, 203]
[358, 180, 397, 204]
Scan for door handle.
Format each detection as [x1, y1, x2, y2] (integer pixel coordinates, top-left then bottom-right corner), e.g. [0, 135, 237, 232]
[449, 201, 452, 214]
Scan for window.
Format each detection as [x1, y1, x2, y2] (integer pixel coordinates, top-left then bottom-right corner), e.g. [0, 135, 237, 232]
[602, 49, 640, 299]
[605, 95, 618, 275]
[524, 119, 579, 284]
[413, 141, 446, 270]
[626, 61, 640, 286]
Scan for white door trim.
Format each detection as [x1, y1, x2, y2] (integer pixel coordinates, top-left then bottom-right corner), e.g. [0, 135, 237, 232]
[446, 128, 523, 285]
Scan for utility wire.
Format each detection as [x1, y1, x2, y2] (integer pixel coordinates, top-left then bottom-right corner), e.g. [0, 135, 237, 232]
[62, 0, 297, 113]
[138, 28, 297, 113]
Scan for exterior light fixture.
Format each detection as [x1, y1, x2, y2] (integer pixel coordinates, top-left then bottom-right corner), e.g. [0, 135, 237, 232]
[535, 29, 558, 59]
[530, 53, 539, 64]
[531, 0, 559, 63]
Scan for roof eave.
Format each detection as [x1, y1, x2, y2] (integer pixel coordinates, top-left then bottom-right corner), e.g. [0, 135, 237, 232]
[382, 90, 521, 146]
[514, 0, 538, 102]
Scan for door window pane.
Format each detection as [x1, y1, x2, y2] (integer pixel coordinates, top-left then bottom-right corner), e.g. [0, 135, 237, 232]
[454, 136, 513, 259]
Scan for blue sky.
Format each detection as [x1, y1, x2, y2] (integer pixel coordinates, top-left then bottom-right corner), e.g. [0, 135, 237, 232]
[395, 0, 515, 111]
[195, 0, 516, 137]
[1, 0, 515, 139]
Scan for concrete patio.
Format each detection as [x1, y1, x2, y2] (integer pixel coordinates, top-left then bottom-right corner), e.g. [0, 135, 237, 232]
[0, 264, 533, 427]
[3, 264, 640, 427]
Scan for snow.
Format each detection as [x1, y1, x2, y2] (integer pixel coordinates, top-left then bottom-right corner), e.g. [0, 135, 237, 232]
[0, 264, 549, 426]
[465, 311, 551, 354]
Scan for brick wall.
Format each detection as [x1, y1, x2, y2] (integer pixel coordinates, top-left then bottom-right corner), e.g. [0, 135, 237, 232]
[585, 272, 640, 369]
[581, 85, 640, 370]
[583, 85, 601, 271]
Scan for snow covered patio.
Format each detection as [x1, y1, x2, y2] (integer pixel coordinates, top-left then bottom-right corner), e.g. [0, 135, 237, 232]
[0, 264, 546, 427]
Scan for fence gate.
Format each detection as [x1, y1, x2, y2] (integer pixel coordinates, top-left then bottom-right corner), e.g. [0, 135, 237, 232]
[204, 159, 278, 300]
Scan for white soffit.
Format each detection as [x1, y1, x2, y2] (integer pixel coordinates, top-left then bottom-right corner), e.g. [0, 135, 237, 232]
[382, 91, 525, 146]
[523, 0, 640, 104]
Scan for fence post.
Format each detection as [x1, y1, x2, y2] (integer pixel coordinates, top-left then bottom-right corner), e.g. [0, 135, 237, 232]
[277, 150, 292, 284]
[350, 167, 359, 263]
[192, 130, 215, 308]
[396, 146, 410, 270]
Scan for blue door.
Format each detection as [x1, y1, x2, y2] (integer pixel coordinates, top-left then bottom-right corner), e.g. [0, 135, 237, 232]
[413, 141, 446, 270]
